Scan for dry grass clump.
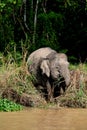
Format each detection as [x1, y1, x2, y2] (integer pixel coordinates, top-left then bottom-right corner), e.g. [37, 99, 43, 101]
[56, 64, 87, 108]
[0, 58, 46, 107]
[0, 62, 38, 96]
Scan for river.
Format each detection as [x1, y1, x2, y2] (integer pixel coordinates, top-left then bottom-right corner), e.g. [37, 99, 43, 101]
[0, 108, 87, 130]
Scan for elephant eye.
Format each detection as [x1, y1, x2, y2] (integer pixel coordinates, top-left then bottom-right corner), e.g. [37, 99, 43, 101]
[55, 68, 60, 73]
[56, 66, 59, 70]
[56, 67, 58, 70]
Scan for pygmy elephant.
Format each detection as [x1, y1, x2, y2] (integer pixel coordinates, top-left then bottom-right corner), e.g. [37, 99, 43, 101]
[27, 47, 70, 102]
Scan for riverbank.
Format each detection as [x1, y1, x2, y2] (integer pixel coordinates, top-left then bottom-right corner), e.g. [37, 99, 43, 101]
[0, 62, 87, 110]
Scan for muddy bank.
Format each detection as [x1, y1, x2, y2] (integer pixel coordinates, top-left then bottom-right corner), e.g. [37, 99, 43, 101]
[1, 68, 87, 108]
[2, 88, 46, 107]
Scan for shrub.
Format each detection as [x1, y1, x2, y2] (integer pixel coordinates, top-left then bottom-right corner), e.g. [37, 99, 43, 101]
[0, 98, 23, 112]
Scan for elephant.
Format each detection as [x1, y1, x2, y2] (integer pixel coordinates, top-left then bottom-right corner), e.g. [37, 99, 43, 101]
[27, 47, 70, 102]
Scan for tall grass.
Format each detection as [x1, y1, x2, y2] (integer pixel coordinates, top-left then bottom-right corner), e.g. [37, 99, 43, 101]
[0, 52, 38, 98]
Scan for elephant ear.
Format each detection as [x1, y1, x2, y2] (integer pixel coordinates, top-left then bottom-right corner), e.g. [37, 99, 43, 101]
[40, 59, 50, 77]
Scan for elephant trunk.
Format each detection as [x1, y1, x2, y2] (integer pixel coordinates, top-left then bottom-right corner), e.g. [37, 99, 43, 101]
[59, 62, 70, 87]
[64, 71, 70, 86]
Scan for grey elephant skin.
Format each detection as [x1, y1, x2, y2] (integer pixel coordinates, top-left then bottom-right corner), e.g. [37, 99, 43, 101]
[27, 47, 70, 101]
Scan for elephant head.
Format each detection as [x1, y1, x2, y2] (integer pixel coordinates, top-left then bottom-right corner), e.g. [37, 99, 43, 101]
[40, 53, 70, 87]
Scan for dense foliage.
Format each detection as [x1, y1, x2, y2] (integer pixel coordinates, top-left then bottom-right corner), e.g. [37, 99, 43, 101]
[0, 0, 87, 62]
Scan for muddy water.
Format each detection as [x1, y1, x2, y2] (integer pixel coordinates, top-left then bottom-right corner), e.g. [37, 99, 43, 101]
[0, 108, 87, 130]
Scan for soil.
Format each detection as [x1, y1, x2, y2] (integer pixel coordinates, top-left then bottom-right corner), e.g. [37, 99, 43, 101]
[2, 88, 46, 107]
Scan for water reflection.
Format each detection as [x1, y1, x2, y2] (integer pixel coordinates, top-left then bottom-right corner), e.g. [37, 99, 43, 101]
[0, 108, 87, 130]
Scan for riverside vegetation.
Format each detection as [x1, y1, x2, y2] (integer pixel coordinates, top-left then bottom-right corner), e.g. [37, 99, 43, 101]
[0, 54, 87, 111]
[1, 0, 87, 112]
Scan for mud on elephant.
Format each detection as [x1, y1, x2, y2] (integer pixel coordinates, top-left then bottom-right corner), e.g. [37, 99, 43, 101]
[27, 47, 70, 102]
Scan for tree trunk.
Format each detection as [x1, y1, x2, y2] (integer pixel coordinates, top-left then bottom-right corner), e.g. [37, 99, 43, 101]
[23, 0, 29, 30]
[32, 0, 39, 45]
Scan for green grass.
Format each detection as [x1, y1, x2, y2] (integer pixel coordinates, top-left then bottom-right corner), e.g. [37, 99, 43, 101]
[70, 63, 87, 72]
[0, 98, 23, 112]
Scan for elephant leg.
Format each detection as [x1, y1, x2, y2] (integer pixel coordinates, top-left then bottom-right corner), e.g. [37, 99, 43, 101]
[46, 81, 53, 102]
